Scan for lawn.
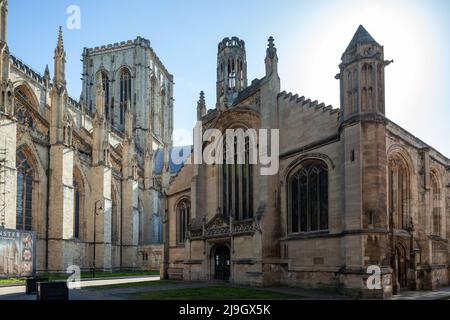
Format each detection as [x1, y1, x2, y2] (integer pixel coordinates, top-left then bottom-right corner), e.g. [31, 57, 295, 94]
[0, 278, 25, 285]
[93, 280, 177, 290]
[132, 286, 304, 300]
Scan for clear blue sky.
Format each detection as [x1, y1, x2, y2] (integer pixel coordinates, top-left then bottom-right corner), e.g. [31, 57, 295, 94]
[8, 0, 450, 156]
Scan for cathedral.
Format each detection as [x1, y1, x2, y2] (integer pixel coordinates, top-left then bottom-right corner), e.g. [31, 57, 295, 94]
[162, 29, 450, 298]
[0, 0, 185, 273]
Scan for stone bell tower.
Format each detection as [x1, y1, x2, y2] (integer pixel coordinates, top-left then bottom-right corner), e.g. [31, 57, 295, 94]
[336, 25, 393, 298]
[216, 37, 247, 108]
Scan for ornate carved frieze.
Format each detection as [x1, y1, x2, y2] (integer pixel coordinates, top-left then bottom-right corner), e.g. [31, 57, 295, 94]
[189, 214, 258, 240]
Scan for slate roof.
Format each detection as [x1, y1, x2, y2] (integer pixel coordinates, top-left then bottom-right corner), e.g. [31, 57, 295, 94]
[153, 145, 192, 174]
[345, 25, 380, 52]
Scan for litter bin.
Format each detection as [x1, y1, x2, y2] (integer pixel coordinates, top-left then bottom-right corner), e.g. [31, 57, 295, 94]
[37, 281, 69, 300]
[25, 277, 49, 295]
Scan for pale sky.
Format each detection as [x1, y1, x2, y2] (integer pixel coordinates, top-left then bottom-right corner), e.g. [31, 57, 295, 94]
[8, 0, 450, 157]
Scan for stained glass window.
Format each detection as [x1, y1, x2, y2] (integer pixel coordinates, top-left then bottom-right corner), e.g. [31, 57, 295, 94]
[16, 151, 33, 231]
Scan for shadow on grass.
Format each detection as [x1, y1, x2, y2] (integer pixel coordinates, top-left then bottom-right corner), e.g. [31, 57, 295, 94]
[131, 286, 305, 300]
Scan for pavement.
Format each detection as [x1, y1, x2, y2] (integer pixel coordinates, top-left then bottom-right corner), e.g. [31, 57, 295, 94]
[391, 286, 450, 300]
[0, 275, 162, 300]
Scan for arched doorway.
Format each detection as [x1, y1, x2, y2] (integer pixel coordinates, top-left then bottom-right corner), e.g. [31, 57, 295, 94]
[395, 245, 408, 289]
[214, 246, 230, 281]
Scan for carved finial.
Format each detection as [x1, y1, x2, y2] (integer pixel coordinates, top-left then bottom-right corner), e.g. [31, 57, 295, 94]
[268, 36, 274, 49]
[197, 91, 206, 120]
[265, 36, 278, 76]
[266, 36, 276, 58]
[53, 26, 66, 86]
[44, 64, 50, 77]
[43, 64, 50, 86]
[56, 26, 64, 53]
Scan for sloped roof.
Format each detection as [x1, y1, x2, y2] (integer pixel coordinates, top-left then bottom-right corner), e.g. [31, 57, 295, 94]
[345, 25, 380, 52]
[153, 145, 193, 174]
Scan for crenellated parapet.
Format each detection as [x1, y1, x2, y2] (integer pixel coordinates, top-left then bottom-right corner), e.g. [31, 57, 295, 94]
[84, 36, 173, 80]
[277, 90, 339, 117]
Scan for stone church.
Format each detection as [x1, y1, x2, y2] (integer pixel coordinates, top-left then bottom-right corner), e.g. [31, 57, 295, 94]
[162, 27, 450, 297]
[0, 0, 184, 273]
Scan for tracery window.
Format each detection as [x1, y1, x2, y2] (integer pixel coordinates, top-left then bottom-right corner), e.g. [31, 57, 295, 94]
[431, 173, 441, 237]
[177, 199, 190, 244]
[222, 136, 253, 220]
[288, 160, 329, 233]
[16, 151, 33, 231]
[388, 154, 410, 230]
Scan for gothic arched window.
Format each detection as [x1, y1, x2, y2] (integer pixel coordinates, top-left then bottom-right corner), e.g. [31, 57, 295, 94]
[177, 199, 190, 244]
[288, 160, 329, 233]
[101, 72, 110, 120]
[16, 150, 33, 231]
[222, 135, 254, 220]
[119, 69, 132, 128]
[388, 154, 410, 230]
[431, 173, 441, 237]
[228, 59, 236, 89]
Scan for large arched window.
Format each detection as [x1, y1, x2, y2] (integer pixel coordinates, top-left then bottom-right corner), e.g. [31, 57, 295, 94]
[388, 154, 410, 230]
[222, 135, 253, 220]
[288, 160, 328, 233]
[431, 173, 441, 237]
[73, 178, 80, 239]
[16, 150, 33, 231]
[119, 69, 132, 128]
[176, 199, 190, 244]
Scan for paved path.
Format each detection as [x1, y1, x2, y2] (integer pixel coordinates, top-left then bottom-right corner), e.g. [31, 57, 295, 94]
[0, 276, 161, 300]
[391, 286, 450, 300]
